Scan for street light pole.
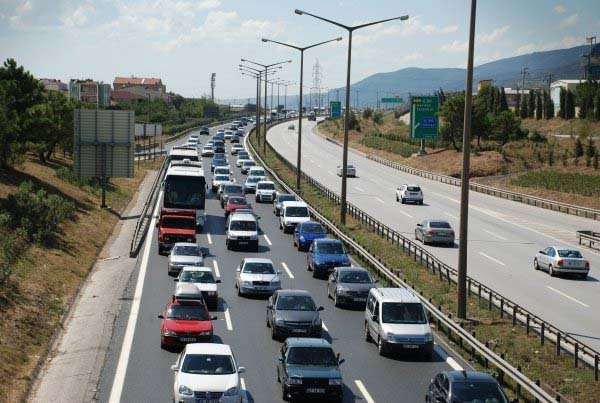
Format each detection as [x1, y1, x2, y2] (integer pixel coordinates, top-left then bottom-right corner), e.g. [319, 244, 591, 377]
[457, 0, 477, 320]
[294, 9, 409, 224]
[240, 65, 276, 147]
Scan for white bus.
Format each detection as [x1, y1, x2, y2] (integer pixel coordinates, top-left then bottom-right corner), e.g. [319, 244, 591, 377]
[162, 159, 206, 231]
[169, 146, 199, 163]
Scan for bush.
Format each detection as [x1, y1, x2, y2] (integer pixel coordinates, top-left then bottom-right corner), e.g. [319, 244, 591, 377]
[0, 224, 27, 285]
[372, 111, 384, 125]
[510, 171, 600, 197]
[360, 136, 419, 157]
[529, 130, 546, 143]
[362, 107, 373, 119]
[348, 111, 360, 131]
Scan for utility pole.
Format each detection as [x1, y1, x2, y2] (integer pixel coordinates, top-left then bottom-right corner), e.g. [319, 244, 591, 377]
[520, 67, 529, 92]
[586, 37, 596, 78]
[210, 73, 216, 101]
[543, 73, 554, 92]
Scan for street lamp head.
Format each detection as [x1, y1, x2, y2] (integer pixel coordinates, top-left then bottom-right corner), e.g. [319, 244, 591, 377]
[294, 9, 304, 15]
[400, 15, 409, 21]
[336, 37, 343, 41]
[261, 38, 268, 42]
[241, 58, 246, 62]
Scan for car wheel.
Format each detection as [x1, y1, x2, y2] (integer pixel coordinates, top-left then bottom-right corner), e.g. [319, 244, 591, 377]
[160, 342, 166, 350]
[364, 322, 372, 342]
[534, 259, 540, 271]
[415, 230, 419, 241]
[396, 194, 399, 202]
[307, 260, 312, 271]
[549, 264, 556, 277]
[226, 242, 231, 251]
[312, 269, 318, 279]
[401, 197, 405, 204]
[271, 325, 278, 340]
[281, 384, 289, 401]
[419, 200, 423, 205]
[377, 337, 386, 356]
[333, 292, 340, 307]
[279, 221, 283, 230]
[276, 368, 281, 383]
[579, 274, 588, 280]
[255, 196, 259, 202]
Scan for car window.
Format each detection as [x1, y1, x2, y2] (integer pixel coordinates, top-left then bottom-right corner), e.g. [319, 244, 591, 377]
[381, 302, 427, 324]
[451, 381, 508, 403]
[543, 247, 552, 255]
[181, 354, 235, 375]
[230, 220, 256, 232]
[557, 250, 583, 258]
[286, 207, 309, 217]
[276, 295, 316, 311]
[180, 270, 215, 284]
[286, 347, 338, 366]
[340, 271, 372, 283]
[173, 245, 200, 256]
[243, 262, 275, 274]
[407, 186, 421, 192]
[301, 223, 325, 234]
[228, 198, 247, 206]
[247, 177, 261, 184]
[315, 242, 345, 254]
[367, 295, 375, 312]
[214, 175, 230, 181]
[167, 305, 210, 321]
[278, 195, 296, 203]
[549, 248, 557, 257]
[258, 183, 275, 190]
[429, 221, 451, 229]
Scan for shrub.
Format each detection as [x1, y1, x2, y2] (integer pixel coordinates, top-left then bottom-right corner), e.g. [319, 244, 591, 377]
[0, 224, 27, 285]
[362, 107, 373, 119]
[372, 111, 384, 125]
[348, 111, 360, 131]
[594, 153, 599, 170]
[547, 148, 554, 166]
[561, 150, 569, 166]
[360, 136, 419, 157]
[529, 130, 546, 143]
[574, 138, 584, 158]
[510, 171, 600, 197]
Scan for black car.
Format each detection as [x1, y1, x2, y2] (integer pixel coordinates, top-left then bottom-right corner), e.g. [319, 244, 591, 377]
[199, 126, 210, 135]
[213, 140, 225, 153]
[277, 338, 344, 402]
[426, 371, 516, 403]
[266, 289, 323, 340]
[327, 267, 376, 307]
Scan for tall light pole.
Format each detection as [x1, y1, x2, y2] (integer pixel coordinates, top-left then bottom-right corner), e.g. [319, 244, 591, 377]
[457, 0, 477, 319]
[240, 65, 278, 147]
[241, 58, 292, 153]
[295, 9, 409, 224]
[262, 36, 342, 190]
[240, 71, 261, 137]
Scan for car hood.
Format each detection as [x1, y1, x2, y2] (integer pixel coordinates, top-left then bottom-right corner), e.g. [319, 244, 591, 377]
[284, 217, 310, 224]
[298, 233, 327, 241]
[171, 256, 203, 265]
[165, 319, 213, 333]
[229, 230, 256, 237]
[245, 183, 258, 188]
[182, 282, 217, 292]
[286, 364, 341, 379]
[256, 189, 275, 194]
[338, 282, 375, 293]
[313, 253, 350, 263]
[277, 310, 318, 322]
[381, 323, 431, 336]
[177, 371, 238, 393]
[240, 273, 279, 282]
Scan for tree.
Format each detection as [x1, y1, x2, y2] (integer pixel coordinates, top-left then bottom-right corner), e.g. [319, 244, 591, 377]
[574, 138, 584, 158]
[576, 80, 599, 119]
[514, 89, 521, 117]
[499, 87, 508, 112]
[528, 91, 536, 119]
[585, 136, 596, 167]
[362, 107, 373, 119]
[488, 86, 496, 113]
[535, 93, 542, 119]
[439, 92, 465, 151]
[519, 94, 528, 118]
[543, 90, 554, 119]
[494, 87, 502, 114]
[490, 111, 522, 145]
[595, 92, 600, 121]
[559, 87, 566, 118]
[372, 110, 383, 124]
[566, 89, 576, 119]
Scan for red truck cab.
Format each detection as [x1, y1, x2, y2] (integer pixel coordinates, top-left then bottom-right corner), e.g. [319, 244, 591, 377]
[157, 209, 196, 255]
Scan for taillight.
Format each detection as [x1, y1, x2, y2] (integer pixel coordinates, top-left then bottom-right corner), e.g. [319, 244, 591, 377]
[585, 261, 590, 268]
[427, 230, 434, 235]
[557, 260, 564, 266]
[449, 230, 455, 236]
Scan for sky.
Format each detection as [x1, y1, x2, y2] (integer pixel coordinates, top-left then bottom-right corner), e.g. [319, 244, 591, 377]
[1, 0, 599, 101]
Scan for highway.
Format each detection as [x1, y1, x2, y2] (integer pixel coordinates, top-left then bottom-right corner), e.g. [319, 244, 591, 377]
[96, 121, 468, 403]
[267, 119, 600, 351]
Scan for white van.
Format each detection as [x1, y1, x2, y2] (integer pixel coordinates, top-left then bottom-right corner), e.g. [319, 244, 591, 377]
[226, 212, 259, 251]
[247, 166, 266, 179]
[364, 287, 433, 359]
[279, 201, 310, 233]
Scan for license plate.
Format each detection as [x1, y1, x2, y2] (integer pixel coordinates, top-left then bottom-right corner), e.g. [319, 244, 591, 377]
[354, 297, 367, 302]
[307, 388, 325, 394]
[196, 399, 219, 403]
[180, 337, 196, 342]
[255, 286, 266, 291]
[403, 344, 420, 349]
[292, 329, 307, 333]
[238, 241, 248, 245]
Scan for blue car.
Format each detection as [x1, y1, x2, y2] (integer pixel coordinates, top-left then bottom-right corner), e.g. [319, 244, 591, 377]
[293, 221, 327, 251]
[307, 239, 351, 279]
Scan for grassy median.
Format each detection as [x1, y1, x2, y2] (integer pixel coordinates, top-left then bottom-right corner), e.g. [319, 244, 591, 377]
[252, 127, 599, 403]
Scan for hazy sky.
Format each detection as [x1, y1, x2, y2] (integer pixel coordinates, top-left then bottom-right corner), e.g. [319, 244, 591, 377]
[1, 0, 598, 100]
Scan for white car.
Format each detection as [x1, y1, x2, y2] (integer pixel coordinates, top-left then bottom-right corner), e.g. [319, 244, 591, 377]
[231, 144, 244, 155]
[236, 156, 252, 168]
[214, 166, 231, 176]
[534, 246, 590, 279]
[255, 180, 276, 203]
[336, 164, 356, 177]
[226, 212, 259, 251]
[247, 166, 266, 178]
[212, 174, 234, 192]
[224, 130, 233, 141]
[172, 343, 245, 403]
[279, 201, 310, 233]
[201, 145, 214, 157]
[235, 258, 281, 296]
[396, 184, 424, 205]
[175, 267, 221, 309]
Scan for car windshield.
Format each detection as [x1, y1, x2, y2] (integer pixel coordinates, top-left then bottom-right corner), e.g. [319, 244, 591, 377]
[258, 183, 275, 190]
[238, 152, 249, 157]
[381, 302, 427, 324]
[247, 177, 261, 184]
[228, 198, 247, 206]
[451, 381, 508, 403]
[250, 170, 265, 176]
[315, 242, 345, 254]
[203, 146, 212, 150]
[243, 162, 256, 167]
[429, 221, 451, 229]
[230, 220, 256, 231]
[243, 262, 275, 274]
[286, 347, 338, 366]
[301, 223, 325, 234]
[276, 295, 316, 311]
[173, 245, 200, 256]
[286, 207, 309, 217]
[162, 217, 195, 230]
[557, 250, 583, 258]
[179, 270, 215, 283]
[278, 195, 296, 203]
[181, 354, 235, 375]
[214, 175, 230, 181]
[224, 185, 243, 194]
[340, 271, 372, 283]
[213, 159, 226, 165]
[167, 305, 210, 321]
[407, 186, 421, 192]
[347, 165, 355, 169]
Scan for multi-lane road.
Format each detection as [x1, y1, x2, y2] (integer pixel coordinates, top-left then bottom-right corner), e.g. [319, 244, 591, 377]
[97, 121, 469, 403]
[268, 119, 600, 352]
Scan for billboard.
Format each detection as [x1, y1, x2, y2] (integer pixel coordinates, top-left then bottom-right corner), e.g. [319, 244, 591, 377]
[409, 96, 439, 140]
[330, 101, 341, 118]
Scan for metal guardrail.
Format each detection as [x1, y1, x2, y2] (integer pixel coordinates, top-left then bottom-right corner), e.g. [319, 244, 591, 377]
[577, 230, 600, 250]
[366, 154, 600, 221]
[247, 126, 558, 402]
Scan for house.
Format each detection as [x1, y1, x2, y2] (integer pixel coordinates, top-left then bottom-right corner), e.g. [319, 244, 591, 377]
[113, 76, 166, 93]
[69, 79, 111, 107]
[110, 86, 172, 105]
[550, 79, 587, 112]
[40, 78, 68, 95]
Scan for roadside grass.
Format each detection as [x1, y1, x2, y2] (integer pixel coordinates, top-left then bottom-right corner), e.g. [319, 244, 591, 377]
[510, 171, 600, 197]
[0, 154, 161, 403]
[252, 128, 599, 403]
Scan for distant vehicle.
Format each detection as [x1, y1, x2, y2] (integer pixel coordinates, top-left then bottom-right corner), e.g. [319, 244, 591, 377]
[225, 196, 251, 218]
[534, 246, 589, 279]
[308, 111, 316, 121]
[226, 212, 259, 251]
[288, 123, 295, 130]
[426, 371, 516, 403]
[415, 219, 455, 246]
[169, 147, 200, 163]
[171, 343, 245, 402]
[216, 129, 225, 134]
[276, 338, 344, 402]
[188, 134, 199, 142]
[231, 144, 244, 154]
[211, 157, 229, 172]
[213, 140, 225, 153]
[199, 126, 210, 135]
[307, 238, 351, 278]
[279, 201, 310, 233]
[273, 194, 298, 216]
[247, 166, 266, 179]
[212, 174, 233, 192]
[213, 152, 227, 161]
[157, 210, 196, 255]
[230, 134, 240, 143]
[219, 183, 245, 208]
[241, 160, 257, 174]
[293, 221, 327, 251]
[229, 124, 238, 131]
[175, 266, 220, 309]
[266, 289, 323, 340]
[224, 130, 234, 141]
[396, 184, 423, 204]
[158, 298, 215, 349]
[162, 160, 206, 230]
[244, 176, 263, 194]
[235, 258, 282, 296]
[255, 180, 276, 203]
[336, 164, 356, 177]
[236, 155, 252, 168]
[167, 242, 204, 277]
[327, 267, 376, 307]
[201, 145, 214, 157]
[213, 166, 231, 177]
[240, 117, 248, 125]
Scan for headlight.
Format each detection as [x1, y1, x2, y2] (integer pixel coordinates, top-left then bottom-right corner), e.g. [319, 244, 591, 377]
[223, 386, 239, 397]
[274, 316, 284, 325]
[312, 315, 321, 325]
[284, 221, 291, 226]
[229, 234, 237, 240]
[385, 332, 395, 340]
[199, 330, 212, 336]
[194, 261, 203, 266]
[163, 329, 177, 336]
[250, 234, 258, 240]
[270, 278, 280, 284]
[336, 287, 348, 295]
[178, 385, 193, 396]
[287, 378, 302, 385]
[299, 235, 305, 241]
[424, 332, 433, 342]
[241, 281, 252, 286]
[329, 379, 343, 386]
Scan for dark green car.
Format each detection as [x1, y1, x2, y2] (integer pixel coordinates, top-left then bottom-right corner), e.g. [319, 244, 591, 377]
[276, 338, 344, 402]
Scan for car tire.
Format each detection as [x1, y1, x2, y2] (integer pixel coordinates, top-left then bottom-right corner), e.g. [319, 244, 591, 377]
[419, 200, 423, 205]
[312, 269, 318, 279]
[266, 316, 271, 328]
[333, 292, 340, 307]
[271, 325, 278, 341]
[279, 221, 283, 230]
[415, 230, 419, 241]
[549, 264, 556, 277]
[255, 196, 259, 202]
[276, 368, 281, 383]
[160, 342, 166, 350]
[281, 385, 289, 401]
[396, 195, 399, 202]
[364, 322, 372, 342]
[377, 337, 386, 356]
[534, 259, 540, 271]
[307, 260, 312, 271]
[579, 274, 588, 280]
[226, 242, 231, 251]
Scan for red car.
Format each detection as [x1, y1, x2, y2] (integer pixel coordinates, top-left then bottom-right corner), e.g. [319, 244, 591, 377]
[158, 299, 215, 349]
[225, 195, 251, 217]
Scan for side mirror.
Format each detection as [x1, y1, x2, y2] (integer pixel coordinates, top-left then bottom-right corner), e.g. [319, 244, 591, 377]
[157, 314, 164, 319]
[338, 358, 345, 365]
[330, 277, 336, 283]
[277, 355, 284, 362]
[173, 279, 178, 282]
[170, 364, 179, 372]
[236, 267, 241, 272]
[238, 366, 246, 373]
[317, 306, 324, 311]
[202, 252, 207, 258]
[538, 250, 544, 254]
[416, 223, 422, 227]
[211, 316, 218, 320]
[371, 314, 378, 322]
[276, 270, 282, 275]
[216, 279, 222, 283]
[267, 304, 273, 309]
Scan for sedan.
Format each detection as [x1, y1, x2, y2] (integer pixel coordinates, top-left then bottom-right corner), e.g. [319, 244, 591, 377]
[236, 156, 252, 168]
[212, 174, 233, 192]
[241, 160, 257, 174]
[307, 239, 351, 279]
[220, 183, 245, 208]
[158, 299, 216, 349]
[534, 246, 590, 279]
[293, 221, 327, 251]
[235, 258, 282, 296]
[426, 371, 516, 403]
[175, 267, 221, 309]
[211, 158, 229, 172]
[266, 289, 324, 340]
[225, 196, 251, 218]
[396, 184, 423, 204]
[327, 267, 376, 307]
[415, 219, 455, 246]
[243, 176, 262, 194]
[336, 164, 356, 177]
[168, 243, 205, 277]
[201, 145, 214, 157]
[199, 126, 210, 135]
[231, 144, 244, 155]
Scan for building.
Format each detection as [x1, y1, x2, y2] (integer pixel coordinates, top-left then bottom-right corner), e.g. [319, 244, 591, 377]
[40, 78, 68, 95]
[69, 79, 112, 107]
[550, 79, 587, 111]
[113, 76, 166, 93]
[110, 86, 172, 105]
[501, 87, 530, 110]
[477, 79, 493, 91]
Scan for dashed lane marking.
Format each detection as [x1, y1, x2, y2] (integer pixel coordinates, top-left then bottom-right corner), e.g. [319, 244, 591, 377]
[479, 252, 506, 266]
[354, 380, 375, 403]
[213, 260, 221, 278]
[547, 286, 589, 308]
[281, 262, 295, 279]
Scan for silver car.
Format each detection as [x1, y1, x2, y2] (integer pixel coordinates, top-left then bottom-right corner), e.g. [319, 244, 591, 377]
[336, 164, 356, 177]
[327, 267, 377, 307]
[235, 258, 282, 296]
[415, 219, 455, 246]
[273, 194, 298, 216]
[167, 243, 205, 277]
[534, 246, 590, 279]
[244, 175, 263, 193]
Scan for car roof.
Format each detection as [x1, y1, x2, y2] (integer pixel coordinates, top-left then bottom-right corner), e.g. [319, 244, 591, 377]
[228, 195, 246, 201]
[337, 266, 368, 274]
[229, 213, 256, 221]
[277, 289, 311, 297]
[257, 180, 274, 184]
[282, 201, 308, 208]
[173, 242, 199, 248]
[185, 343, 233, 355]
[551, 246, 578, 250]
[243, 258, 273, 264]
[404, 184, 420, 187]
[180, 266, 212, 273]
[314, 238, 340, 244]
[286, 338, 332, 348]
[425, 219, 450, 224]
[249, 166, 264, 170]
[299, 221, 321, 227]
[370, 287, 420, 303]
[174, 283, 203, 299]
[445, 371, 497, 382]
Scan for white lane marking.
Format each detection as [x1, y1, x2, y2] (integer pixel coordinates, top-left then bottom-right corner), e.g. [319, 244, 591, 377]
[431, 191, 460, 203]
[354, 186, 365, 192]
[446, 357, 463, 370]
[321, 321, 328, 332]
[547, 286, 589, 308]
[354, 380, 375, 403]
[224, 306, 233, 330]
[213, 260, 221, 278]
[398, 210, 413, 218]
[240, 378, 248, 403]
[109, 191, 162, 403]
[207, 232, 212, 245]
[483, 229, 506, 240]
[281, 262, 295, 279]
[374, 197, 385, 204]
[263, 234, 272, 246]
[444, 212, 458, 219]
[479, 252, 506, 266]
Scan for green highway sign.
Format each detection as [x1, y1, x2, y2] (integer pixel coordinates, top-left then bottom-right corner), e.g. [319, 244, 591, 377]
[410, 96, 439, 139]
[330, 101, 342, 118]
[381, 97, 404, 103]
